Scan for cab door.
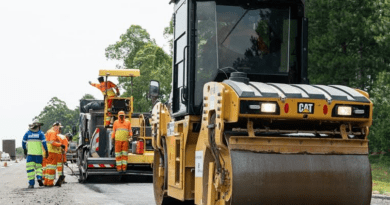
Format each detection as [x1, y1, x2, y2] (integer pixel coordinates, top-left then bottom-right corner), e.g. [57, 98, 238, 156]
[172, 0, 189, 116]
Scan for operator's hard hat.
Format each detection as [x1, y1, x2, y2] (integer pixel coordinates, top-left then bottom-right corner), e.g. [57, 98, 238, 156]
[53, 121, 61, 127]
[118, 111, 125, 116]
[29, 119, 43, 128]
[98, 76, 104, 82]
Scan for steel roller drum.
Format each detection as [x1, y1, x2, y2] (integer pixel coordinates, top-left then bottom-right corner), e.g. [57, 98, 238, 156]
[230, 151, 372, 205]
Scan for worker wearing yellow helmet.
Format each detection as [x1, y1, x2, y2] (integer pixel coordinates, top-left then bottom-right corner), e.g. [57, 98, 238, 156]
[111, 111, 132, 172]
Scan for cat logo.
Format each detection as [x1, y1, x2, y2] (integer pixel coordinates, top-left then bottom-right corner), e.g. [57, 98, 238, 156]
[298, 103, 314, 114]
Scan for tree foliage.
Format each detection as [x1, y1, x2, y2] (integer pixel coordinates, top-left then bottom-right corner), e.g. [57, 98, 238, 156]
[307, 0, 390, 91]
[105, 25, 172, 112]
[306, 0, 390, 152]
[369, 72, 390, 151]
[81, 94, 95, 100]
[34, 97, 79, 134]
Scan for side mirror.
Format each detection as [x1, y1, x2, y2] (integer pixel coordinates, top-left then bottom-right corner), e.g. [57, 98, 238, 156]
[149, 80, 160, 98]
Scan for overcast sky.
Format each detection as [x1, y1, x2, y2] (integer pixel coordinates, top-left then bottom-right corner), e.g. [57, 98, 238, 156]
[0, 0, 173, 151]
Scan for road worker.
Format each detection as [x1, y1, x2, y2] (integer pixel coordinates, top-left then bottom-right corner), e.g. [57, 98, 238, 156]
[45, 122, 65, 187]
[22, 119, 48, 188]
[89, 77, 120, 126]
[42, 125, 57, 186]
[58, 132, 68, 164]
[111, 111, 132, 172]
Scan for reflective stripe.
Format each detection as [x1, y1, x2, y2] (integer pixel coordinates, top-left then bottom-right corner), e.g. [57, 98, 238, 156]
[116, 161, 122, 166]
[46, 175, 55, 180]
[27, 139, 42, 142]
[121, 151, 128, 155]
[46, 165, 57, 170]
[115, 152, 121, 157]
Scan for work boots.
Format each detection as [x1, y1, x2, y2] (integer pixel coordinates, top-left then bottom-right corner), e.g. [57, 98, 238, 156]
[38, 179, 44, 187]
[28, 185, 34, 189]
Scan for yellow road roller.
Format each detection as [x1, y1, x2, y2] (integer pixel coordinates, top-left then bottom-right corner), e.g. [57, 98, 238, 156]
[150, 0, 372, 204]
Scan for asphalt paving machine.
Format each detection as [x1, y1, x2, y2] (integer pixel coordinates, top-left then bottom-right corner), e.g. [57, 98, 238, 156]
[77, 69, 153, 182]
[150, 0, 373, 204]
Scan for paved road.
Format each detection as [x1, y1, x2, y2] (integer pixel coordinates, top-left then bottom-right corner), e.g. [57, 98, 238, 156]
[0, 159, 155, 205]
[1, 159, 390, 205]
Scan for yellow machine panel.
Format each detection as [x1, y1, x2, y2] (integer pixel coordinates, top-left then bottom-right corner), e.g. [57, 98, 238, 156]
[99, 69, 140, 77]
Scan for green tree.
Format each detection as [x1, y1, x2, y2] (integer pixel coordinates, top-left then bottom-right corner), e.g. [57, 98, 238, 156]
[306, 0, 390, 152]
[368, 72, 390, 152]
[163, 18, 174, 57]
[81, 94, 95, 100]
[34, 97, 79, 134]
[105, 25, 152, 69]
[105, 25, 172, 112]
[16, 147, 23, 156]
[306, 0, 390, 91]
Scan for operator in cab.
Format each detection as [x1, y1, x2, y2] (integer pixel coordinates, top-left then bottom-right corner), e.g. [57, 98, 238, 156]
[111, 111, 132, 172]
[22, 119, 48, 188]
[89, 76, 120, 125]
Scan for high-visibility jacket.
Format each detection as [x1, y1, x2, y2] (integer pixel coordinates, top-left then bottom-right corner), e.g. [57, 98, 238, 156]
[112, 119, 132, 141]
[22, 130, 48, 156]
[58, 134, 68, 152]
[45, 129, 62, 154]
[91, 81, 118, 97]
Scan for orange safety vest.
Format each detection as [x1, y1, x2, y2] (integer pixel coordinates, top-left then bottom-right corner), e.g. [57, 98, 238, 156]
[45, 129, 62, 154]
[112, 119, 132, 141]
[91, 81, 118, 97]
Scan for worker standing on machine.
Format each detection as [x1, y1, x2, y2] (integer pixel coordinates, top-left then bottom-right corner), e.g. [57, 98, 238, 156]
[22, 120, 48, 188]
[111, 111, 132, 172]
[89, 77, 120, 126]
[45, 122, 65, 187]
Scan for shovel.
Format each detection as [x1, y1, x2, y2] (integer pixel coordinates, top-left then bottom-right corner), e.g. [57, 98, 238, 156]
[55, 149, 66, 187]
[65, 163, 77, 176]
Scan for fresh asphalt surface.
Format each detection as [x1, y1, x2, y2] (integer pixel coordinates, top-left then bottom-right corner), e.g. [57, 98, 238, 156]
[1, 159, 390, 205]
[0, 159, 154, 205]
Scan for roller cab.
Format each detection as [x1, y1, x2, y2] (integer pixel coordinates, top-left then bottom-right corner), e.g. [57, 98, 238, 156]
[151, 0, 373, 204]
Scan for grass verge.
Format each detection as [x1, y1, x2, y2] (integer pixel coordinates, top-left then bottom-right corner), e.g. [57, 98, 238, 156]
[369, 153, 390, 194]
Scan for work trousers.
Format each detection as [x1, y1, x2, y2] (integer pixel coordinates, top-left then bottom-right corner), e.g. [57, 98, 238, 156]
[115, 140, 128, 171]
[105, 98, 114, 126]
[62, 153, 67, 163]
[44, 152, 61, 186]
[26, 155, 43, 186]
[57, 153, 64, 176]
[42, 157, 48, 184]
